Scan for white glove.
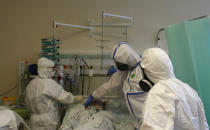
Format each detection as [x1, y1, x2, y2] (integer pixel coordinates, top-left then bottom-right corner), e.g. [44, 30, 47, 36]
[73, 96, 83, 103]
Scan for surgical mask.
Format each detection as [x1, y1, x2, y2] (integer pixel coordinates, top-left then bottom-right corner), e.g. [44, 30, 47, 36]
[115, 61, 129, 71]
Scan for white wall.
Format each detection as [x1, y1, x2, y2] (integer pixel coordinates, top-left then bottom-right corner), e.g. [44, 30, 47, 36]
[1, 0, 210, 98]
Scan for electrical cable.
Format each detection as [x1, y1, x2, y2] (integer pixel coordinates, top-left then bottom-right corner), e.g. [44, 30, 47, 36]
[0, 84, 18, 97]
[73, 55, 89, 69]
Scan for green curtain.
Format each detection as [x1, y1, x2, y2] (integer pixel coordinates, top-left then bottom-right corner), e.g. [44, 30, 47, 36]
[165, 17, 210, 125]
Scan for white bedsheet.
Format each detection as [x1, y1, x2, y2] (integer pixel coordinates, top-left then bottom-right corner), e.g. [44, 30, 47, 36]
[59, 104, 134, 130]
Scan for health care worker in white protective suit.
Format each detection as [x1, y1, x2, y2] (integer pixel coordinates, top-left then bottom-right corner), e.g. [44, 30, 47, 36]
[84, 42, 148, 129]
[26, 57, 83, 130]
[84, 42, 209, 130]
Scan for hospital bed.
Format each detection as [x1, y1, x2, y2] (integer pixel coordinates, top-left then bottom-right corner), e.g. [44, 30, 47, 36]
[59, 99, 134, 130]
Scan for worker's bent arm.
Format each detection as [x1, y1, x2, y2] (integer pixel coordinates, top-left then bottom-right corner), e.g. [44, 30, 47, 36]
[44, 80, 75, 104]
[92, 71, 127, 99]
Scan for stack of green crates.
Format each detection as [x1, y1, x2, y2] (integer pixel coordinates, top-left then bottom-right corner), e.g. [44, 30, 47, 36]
[41, 38, 61, 62]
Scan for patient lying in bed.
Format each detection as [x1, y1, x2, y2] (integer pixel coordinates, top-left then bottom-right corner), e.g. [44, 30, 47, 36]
[59, 99, 134, 130]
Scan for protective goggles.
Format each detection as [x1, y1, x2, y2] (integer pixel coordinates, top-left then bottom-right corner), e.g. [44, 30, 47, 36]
[48, 66, 57, 71]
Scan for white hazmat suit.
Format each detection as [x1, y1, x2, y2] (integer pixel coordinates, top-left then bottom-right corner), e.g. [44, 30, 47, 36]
[139, 48, 209, 130]
[26, 57, 82, 130]
[92, 42, 146, 129]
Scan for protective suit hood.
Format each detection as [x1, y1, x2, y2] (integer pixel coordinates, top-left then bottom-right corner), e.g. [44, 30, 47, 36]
[113, 42, 140, 68]
[141, 48, 175, 84]
[38, 57, 55, 79]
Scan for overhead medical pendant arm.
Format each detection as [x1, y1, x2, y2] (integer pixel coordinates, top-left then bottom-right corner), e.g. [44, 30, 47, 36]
[53, 20, 93, 38]
[103, 12, 132, 24]
[54, 21, 92, 30]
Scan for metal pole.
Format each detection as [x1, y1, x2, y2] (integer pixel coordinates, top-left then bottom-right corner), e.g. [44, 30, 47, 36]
[101, 11, 104, 70]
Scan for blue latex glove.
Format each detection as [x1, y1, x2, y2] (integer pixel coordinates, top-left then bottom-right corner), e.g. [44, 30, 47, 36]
[83, 95, 94, 108]
[107, 66, 117, 76]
